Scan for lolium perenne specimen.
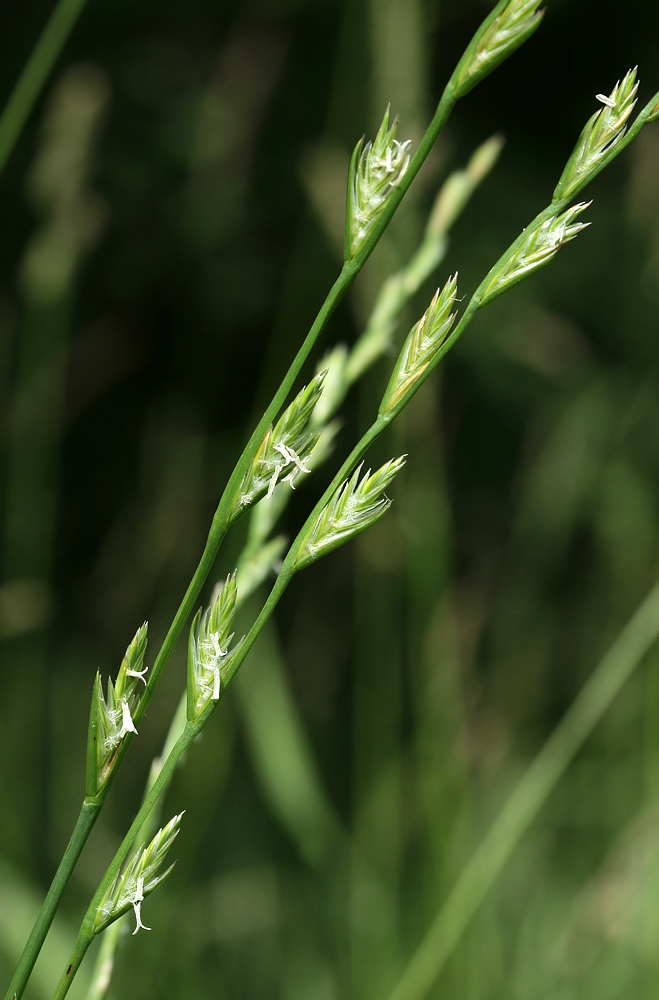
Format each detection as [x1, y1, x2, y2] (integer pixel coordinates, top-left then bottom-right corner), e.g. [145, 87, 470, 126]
[3, 2, 659, 999]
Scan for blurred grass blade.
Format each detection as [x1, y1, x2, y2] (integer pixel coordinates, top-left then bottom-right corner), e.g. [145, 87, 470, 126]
[0, 0, 91, 175]
[235, 619, 342, 867]
[388, 580, 659, 1000]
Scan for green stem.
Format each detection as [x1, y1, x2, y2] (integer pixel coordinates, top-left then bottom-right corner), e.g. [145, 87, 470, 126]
[12, 14, 519, 994]
[50, 414, 388, 997]
[84, 68, 463, 784]
[0, 0, 90, 176]
[46, 169, 567, 996]
[387, 581, 659, 1000]
[50, 933, 92, 1000]
[3, 800, 98, 1000]
[52, 722, 200, 1000]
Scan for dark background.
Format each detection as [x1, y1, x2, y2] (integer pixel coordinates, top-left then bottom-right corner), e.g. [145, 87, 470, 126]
[3, 1, 659, 998]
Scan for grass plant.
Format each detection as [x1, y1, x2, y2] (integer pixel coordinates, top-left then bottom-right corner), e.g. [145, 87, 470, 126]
[2, 2, 659, 999]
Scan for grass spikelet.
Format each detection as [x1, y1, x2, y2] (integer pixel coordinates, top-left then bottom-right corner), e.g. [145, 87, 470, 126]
[187, 573, 239, 719]
[233, 372, 326, 517]
[480, 201, 591, 305]
[93, 812, 184, 936]
[345, 105, 411, 260]
[554, 68, 640, 201]
[453, 0, 544, 98]
[379, 275, 458, 415]
[294, 457, 406, 571]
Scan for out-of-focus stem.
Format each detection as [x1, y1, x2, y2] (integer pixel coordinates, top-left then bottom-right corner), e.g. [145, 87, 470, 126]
[0, 0, 91, 175]
[387, 581, 659, 1000]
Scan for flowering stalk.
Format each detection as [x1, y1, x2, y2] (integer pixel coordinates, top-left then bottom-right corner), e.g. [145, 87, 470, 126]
[345, 106, 412, 259]
[554, 69, 639, 202]
[92, 813, 184, 936]
[48, 67, 659, 990]
[50, 92, 653, 978]
[187, 573, 240, 719]
[5, 6, 554, 998]
[479, 202, 591, 305]
[379, 276, 458, 416]
[452, 0, 544, 98]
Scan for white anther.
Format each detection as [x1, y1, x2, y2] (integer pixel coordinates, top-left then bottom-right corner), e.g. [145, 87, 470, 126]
[266, 463, 282, 499]
[275, 442, 310, 475]
[596, 93, 616, 108]
[131, 876, 151, 935]
[119, 699, 138, 738]
[127, 664, 149, 686]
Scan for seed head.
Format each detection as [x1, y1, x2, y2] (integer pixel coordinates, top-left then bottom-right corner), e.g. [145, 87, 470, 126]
[345, 106, 411, 260]
[86, 623, 149, 796]
[380, 275, 458, 416]
[233, 373, 326, 517]
[187, 573, 240, 719]
[93, 812, 184, 936]
[294, 457, 406, 571]
[554, 69, 639, 202]
[453, 0, 544, 99]
[480, 202, 591, 306]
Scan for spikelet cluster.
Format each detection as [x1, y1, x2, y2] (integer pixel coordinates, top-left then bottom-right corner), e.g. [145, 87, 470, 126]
[453, 0, 544, 98]
[345, 106, 411, 260]
[295, 458, 406, 571]
[233, 373, 326, 517]
[480, 203, 591, 306]
[93, 812, 184, 936]
[187, 573, 239, 719]
[380, 275, 458, 415]
[86, 624, 148, 796]
[554, 69, 639, 202]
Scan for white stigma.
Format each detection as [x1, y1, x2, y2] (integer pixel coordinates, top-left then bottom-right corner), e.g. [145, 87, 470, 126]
[127, 663, 149, 686]
[131, 876, 151, 935]
[119, 699, 138, 738]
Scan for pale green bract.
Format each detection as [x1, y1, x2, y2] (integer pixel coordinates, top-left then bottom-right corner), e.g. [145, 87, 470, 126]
[93, 813, 184, 936]
[554, 68, 640, 202]
[453, 0, 544, 98]
[379, 275, 458, 416]
[86, 623, 148, 797]
[345, 105, 411, 260]
[187, 573, 240, 720]
[294, 458, 406, 571]
[232, 372, 326, 517]
[480, 202, 591, 306]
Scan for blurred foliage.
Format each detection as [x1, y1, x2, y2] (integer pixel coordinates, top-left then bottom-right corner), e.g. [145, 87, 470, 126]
[3, 0, 659, 998]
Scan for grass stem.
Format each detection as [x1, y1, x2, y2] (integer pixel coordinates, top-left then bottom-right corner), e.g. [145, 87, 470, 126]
[4, 801, 98, 1000]
[0, 0, 90, 176]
